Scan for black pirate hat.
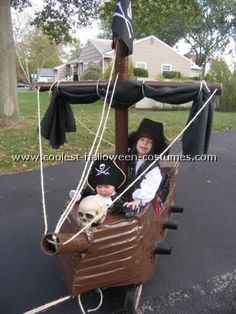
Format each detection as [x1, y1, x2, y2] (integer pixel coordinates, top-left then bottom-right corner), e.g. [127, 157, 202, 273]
[128, 118, 168, 155]
[88, 158, 126, 191]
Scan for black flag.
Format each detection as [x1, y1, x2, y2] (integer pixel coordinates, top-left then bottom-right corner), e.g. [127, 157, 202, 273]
[112, 0, 133, 56]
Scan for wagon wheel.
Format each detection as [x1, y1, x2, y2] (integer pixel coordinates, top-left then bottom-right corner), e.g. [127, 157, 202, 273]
[124, 284, 143, 314]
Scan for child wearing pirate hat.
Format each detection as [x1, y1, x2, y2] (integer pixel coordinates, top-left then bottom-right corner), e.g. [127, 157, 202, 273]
[69, 158, 126, 211]
[124, 118, 168, 211]
[87, 158, 126, 206]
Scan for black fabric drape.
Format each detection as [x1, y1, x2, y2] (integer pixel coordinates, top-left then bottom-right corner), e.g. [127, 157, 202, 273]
[40, 80, 214, 155]
[182, 88, 213, 156]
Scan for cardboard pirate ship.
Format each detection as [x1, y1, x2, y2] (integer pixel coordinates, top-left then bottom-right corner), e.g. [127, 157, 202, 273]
[38, 1, 222, 312]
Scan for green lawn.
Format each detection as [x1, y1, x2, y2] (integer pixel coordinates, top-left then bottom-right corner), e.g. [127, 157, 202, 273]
[0, 91, 235, 175]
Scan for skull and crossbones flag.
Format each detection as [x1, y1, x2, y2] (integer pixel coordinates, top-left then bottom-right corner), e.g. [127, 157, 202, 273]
[112, 0, 133, 56]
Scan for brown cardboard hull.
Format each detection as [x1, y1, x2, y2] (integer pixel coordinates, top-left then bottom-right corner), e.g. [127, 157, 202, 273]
[42, 161, 177, 296]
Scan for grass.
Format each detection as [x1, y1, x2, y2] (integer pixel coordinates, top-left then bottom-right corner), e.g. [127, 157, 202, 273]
[0, 91, 236, 175]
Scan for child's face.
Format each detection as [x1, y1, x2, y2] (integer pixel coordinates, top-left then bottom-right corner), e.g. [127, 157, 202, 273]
[96, 184, 116, 197]
[136, 137, 153, 156]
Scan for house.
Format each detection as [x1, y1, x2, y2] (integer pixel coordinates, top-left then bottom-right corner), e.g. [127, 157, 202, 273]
[62, 38, 114, 79]
[67, 35, 201, 79]
[37, 68, 55, 82]
[37, 36, 201, 83]
[37, 64, 71, 82]
[131, 36, 201, 78]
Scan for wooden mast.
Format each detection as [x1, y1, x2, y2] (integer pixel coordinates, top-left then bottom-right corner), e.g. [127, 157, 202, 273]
[114, 39, 129, 172]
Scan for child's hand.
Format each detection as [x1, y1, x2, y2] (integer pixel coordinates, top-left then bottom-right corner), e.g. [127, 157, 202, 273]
[69, 190, 81, 202]
[124, 199, 141, 210]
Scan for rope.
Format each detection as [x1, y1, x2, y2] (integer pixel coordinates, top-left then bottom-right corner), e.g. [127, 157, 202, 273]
[197, 81, 203, 99]
[75, 116, 115, 147]
[96, 80, 100, 98]
[55, 73, 119, 234]
[141, 80, 146, 98]
[78, 288, 103, 314]
[54, 65, 116, 233]
[23, 295, 72, 314]
[203, 80, 211, 92]
[54, 46, 119, 234]
[48, 80, 58, 93]
[198, 80, 211, 99]
[56, 80, 63, 95]
[37, 87, 48, 234]
[63, 88, 217, 245]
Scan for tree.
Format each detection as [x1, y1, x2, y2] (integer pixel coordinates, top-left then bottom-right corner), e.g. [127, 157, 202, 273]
[99, 0, 235, 77]
[0, 0, 21, 126]
[63, 39, 82, 62]
[0, 0, 99, 126]
[80, 64, 102, 80]
[206, 59, 236, 111]
[98, 0, 200, 46]
[183, 0, 236, 76]
[16, 30, 62, 86]
[33, 0, 102, 44]
[13, 9, 62, 85]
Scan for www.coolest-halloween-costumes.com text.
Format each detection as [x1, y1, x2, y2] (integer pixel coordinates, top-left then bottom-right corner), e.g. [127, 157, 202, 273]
[11, 153, 218, 163]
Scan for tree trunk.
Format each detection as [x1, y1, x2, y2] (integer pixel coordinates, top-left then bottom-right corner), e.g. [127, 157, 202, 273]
[0, 0, 20, 127]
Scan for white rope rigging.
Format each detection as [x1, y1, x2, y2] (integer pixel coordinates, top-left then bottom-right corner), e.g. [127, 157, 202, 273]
[36, 46, 118, 237]
[63, 87, 217, 246]
[23, 295, 72, 314]
[27, 64, 118, 314]
[55, 72, 120, 234]
[78, 288, 103, 314]
[54, 44, 119, 234]
[75, 116, 115, 147]
[37, 86, 48, 235]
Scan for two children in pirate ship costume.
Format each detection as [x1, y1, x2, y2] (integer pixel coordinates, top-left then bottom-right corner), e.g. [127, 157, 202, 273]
[70, 118, 168, 219]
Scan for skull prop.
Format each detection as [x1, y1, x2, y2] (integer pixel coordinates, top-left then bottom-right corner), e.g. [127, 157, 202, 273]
[77, 195, 108, 228]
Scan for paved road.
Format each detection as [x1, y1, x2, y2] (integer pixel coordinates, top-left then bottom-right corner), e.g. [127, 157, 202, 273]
[0, 130, 236, 314]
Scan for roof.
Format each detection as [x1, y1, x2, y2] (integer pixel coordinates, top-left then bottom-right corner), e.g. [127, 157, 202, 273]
[89, 38, 112, 55]
[134, 35, 201, 69]
[67, 57, 83, 64]
[38, 68, 55, 77]
[66, 36, 201, 71]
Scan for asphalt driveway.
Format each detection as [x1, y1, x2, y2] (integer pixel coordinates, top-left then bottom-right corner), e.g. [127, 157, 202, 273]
[0, 130, 236, 314]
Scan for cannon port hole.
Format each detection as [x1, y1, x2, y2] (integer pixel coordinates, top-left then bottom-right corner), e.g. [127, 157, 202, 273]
[43, 234, 60, 254]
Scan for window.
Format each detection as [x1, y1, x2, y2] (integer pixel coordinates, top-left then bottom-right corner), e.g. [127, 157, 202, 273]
[161, 64, 172, 72]
[93, 60, 101, 67]
[135, 62, 147, 69]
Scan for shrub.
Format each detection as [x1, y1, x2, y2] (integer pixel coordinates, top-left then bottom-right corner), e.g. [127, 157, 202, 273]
[181, 76, 201, 81]
[162, 71, 181, 79]
[73, 73, 78, 81]
[103, 60, 134, 80]
[80, 64, 102, 80]
[133, 67, 149, 78]
[206, 59, 236, 112]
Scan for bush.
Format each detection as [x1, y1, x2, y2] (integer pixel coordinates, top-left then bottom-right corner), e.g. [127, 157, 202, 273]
[103, 60, 135, 80]
[162, 71, 181, 79]
[80, 64, 102, 80]
[181, 76, 201, 81]
[73, 73, 78, 81]
[206, 59, 236, 112]
[133, 67, 149, 78]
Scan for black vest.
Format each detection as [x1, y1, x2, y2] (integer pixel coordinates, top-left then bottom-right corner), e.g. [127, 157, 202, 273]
[126, 160, 159, 201]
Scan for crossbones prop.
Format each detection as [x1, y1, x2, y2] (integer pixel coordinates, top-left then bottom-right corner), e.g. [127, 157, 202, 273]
[77, 195, 108, 228]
